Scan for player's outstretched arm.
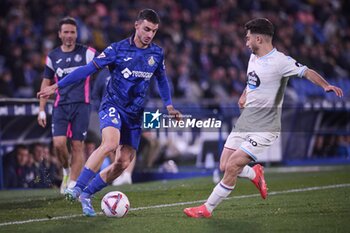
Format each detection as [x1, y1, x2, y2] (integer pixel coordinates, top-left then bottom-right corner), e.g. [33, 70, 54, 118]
[37, 83, 58, 99]
[37, 62, 98, 99]
[304, 69, 344, 97]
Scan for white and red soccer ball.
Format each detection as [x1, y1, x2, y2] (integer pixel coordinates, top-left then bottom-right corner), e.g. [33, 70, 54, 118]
[101, 191, 130, 218]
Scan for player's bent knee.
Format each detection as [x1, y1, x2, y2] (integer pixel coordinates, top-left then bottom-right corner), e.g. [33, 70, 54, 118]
[100, 144, 118, 155]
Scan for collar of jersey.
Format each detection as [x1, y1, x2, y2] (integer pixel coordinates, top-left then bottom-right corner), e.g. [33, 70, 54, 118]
[258, 48, 276, 60]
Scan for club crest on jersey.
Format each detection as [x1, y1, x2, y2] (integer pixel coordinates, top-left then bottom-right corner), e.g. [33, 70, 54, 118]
[247, 71, 261, 89]
[74, 54, 82, 62]
[148, 56, 155, 66]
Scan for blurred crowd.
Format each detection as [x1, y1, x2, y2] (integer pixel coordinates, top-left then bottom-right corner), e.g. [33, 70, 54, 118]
[0, 0, 349, 100]
[2, 143, 61, 188]
[313, 135, 350, 158]
[1, 131, 185, 189]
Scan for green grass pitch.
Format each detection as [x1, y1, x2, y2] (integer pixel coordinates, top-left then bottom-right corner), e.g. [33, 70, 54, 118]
[0, 165, 349, 233]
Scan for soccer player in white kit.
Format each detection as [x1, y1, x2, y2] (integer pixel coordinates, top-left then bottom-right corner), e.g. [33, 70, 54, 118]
[184, 18, 343, 218]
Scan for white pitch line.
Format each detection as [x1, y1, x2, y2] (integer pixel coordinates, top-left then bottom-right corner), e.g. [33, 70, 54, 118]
[0, 183, 349, 227]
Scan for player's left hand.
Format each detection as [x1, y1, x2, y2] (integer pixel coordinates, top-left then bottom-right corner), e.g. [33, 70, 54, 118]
[37, 111, 47, 128]
[37, 84, 58, 99]
[324, 85, 343, 97]
[167, 105, 182, 121]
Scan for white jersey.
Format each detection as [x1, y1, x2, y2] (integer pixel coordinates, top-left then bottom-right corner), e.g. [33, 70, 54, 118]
[235, 48, 307, 132]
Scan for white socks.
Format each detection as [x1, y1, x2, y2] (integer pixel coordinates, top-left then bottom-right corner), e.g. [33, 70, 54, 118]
[68, 180, 76, 189]
[238, 165, 256, 180]
[203, 166, 255, 213]
[63, 168, 75, 188]
[63, 168, 70, 177]
[205, 182, 235, 212]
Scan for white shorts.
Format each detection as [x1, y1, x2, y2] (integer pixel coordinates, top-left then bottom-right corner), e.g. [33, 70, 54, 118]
[224, 132, 279, 161]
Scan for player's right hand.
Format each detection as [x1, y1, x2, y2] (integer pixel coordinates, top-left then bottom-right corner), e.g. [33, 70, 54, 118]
[37, 111, 46, 128]
[37, 84, 58, 99]
[324, 85, 344, 97]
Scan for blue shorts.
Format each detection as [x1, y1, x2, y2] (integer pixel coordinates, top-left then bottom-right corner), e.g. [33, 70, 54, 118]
[52, 103, 90, 141]
[99, 104, 142, 150]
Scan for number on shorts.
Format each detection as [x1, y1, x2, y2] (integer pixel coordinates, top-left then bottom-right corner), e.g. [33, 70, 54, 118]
[108, 107, 116, 117]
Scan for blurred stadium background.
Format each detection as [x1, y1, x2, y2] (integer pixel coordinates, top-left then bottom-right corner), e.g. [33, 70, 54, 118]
[0, 0, 350, 190]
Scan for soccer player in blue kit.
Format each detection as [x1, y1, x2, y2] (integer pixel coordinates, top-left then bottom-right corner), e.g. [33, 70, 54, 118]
[37, 17, 98, 194]
[38, 9, 181, 216]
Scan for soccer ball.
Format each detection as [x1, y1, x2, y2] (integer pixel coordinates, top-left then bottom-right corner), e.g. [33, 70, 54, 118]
[101, 191, 130, 218]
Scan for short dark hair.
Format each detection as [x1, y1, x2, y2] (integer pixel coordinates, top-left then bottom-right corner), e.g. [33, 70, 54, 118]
[245, 18, 274, 37]
[136, 9, 160, 24]
[58, 17, 77, 31]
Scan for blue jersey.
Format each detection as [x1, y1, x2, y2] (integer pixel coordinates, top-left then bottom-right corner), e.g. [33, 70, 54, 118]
[44, 44, 97, 106]
[92, 36, 172, 118]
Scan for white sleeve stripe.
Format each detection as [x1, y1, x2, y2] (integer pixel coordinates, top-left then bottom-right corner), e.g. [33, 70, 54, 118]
[46, 56, 54, 71]
[298, 66, 308, 78]
[86, 48, 95, 63]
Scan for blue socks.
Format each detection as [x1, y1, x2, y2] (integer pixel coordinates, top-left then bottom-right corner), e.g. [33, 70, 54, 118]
[75, 167, 96, 190]
[82, 174, 108, 197]
[75, 167, 108, 198]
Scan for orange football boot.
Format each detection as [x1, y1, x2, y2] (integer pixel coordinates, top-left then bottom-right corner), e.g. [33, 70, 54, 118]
[251, 164, 268, 199]
[184, 204, 212, 218]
